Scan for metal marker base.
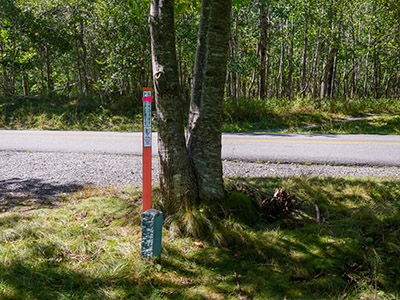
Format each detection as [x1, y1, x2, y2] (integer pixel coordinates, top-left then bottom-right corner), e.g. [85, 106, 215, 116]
[141, 209, 163, 260]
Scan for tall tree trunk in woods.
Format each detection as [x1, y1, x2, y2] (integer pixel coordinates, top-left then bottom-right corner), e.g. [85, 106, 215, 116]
[247, 68, 256, 99]
[230, 10, 239, 103]
[75, 38, 83, 94]
[187, 0, 231, 202]
[21, 74, 29, 96]
[300, 21, 308, 98]
[287, 16, 294, 100]
[258, 5, 267, 99]
[328, 49, 338, 99]
[0, 44, 9, 95]
[277, 19, 285, 98]
[343, 47, 349, 100]
[40, 48, 46, 95]
[384, 64, 394, 98]
[149, 0, 198, 213]
[79, 17, 89, 95]
[320, 52, 327, 99]
[311, 41, 320, 100]
[363, 33, 371, 97]
[373, 45, 380, 99]
[44, 46, 53, 93]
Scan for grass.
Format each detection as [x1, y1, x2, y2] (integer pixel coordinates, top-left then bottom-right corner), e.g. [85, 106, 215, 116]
[222, 97, 400, 134]
[292, 114, 400, 135]
[0, 95, 145, 132]
[0, 177, 399, 299]
[1, 95, 400, 134]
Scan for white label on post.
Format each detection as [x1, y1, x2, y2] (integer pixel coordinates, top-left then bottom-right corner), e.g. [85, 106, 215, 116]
[143, 91, 152, 148]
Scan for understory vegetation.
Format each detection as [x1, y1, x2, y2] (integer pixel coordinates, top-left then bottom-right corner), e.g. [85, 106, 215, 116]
[1, 95, 400, 134]
[222, 97, 400, 133]
[0, 176, 399, 299]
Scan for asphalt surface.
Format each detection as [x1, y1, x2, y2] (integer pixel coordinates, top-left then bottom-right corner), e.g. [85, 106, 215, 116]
[1, 130, 399, 208]
[1, 130, 400, 166]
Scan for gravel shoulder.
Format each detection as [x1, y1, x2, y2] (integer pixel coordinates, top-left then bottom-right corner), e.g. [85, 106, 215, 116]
[1, 151, 399, 210]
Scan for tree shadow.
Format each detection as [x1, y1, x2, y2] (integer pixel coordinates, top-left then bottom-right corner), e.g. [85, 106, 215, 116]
[0, 258, 203, 300]
[0, 178, 84, 212]
[0, 176, 398, 299]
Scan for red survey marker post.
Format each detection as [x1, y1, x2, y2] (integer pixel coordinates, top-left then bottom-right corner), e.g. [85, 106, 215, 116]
[142, 88, 152, 212]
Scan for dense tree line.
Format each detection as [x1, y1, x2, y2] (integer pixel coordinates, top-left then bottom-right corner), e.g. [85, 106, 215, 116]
[1, 0, 399, 101]
[229, 0, 400, 102]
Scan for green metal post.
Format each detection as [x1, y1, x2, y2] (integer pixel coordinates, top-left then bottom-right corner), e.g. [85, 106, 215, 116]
[141, 209, 163, 260]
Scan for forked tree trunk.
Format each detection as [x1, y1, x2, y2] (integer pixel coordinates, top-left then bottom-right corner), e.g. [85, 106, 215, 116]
[150, 0, 231, 212]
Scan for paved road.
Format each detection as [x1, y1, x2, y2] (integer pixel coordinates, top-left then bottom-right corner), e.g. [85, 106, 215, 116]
[1, 130, 400, 166]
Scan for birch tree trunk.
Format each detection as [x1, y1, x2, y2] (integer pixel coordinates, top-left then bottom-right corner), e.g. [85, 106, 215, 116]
[277, 19, 286, 98]
[150, 0, 231, 212]
[287, 16, 294, 100]
[149, 0, 197, 213]
[187, 0, 232, 203]
[258, 5, 267, 99]
[300, 21, 308, 98]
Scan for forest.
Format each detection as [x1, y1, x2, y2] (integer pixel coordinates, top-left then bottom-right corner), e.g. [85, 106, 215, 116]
[1, 0, 399, 103]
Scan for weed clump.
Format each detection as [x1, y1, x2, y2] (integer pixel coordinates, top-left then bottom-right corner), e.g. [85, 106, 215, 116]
[163, 183, 301, 248]
[227, 182, 301, 221]
[221, 191, 258, 225]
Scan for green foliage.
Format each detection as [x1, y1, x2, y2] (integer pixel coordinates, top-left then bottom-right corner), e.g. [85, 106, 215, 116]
[1, 0, 400, 103]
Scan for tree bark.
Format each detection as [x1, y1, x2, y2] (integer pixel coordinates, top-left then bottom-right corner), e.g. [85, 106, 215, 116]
[44, 46, 53, 93]
[363, 33, 371, 97]
[277, 19, 285, 98]
[312, 30, 321, 100]
[373, 44, 380, 99]
[21, 74, 29, 96]
[300, 21, 308, 98]
[287, 16, 294, 100]
[258, 5, 267, 99]
[187, 0, 231, 203]
[79, 17, 89, 95]
[0, 43, 9, 95]
[149, 0, 197, 213]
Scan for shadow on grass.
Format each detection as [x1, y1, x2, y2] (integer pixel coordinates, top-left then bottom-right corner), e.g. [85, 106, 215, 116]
[0, 178, 83, 212]
[0, 258, 209, 300]
[160, 176, 400, 299]
[0, 177, 398, 299]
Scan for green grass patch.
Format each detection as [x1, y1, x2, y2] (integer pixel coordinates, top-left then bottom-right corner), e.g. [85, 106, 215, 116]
[222, 97, 400, 134]
[2, 95, 400, 134]
[0, 178, 399, 299]
[293, 114, 400, 135]
[0, 95, 145, 132]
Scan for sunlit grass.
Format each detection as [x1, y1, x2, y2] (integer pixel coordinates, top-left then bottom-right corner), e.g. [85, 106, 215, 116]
[0, 96, 144, 132]
[294, 114, 400, 135]
[0, 177, 399, 299]
[2, 95, 400, 134]
[222, 96, 400, 134]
